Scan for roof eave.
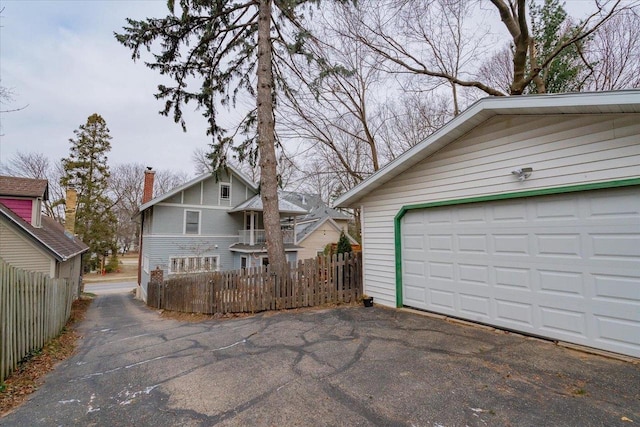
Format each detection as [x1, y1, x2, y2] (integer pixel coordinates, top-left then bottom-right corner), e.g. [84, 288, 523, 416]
[140, 165, 259, 212]
[335, 90, 640, 207]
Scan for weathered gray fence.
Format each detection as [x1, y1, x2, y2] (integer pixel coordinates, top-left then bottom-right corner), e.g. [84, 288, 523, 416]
[0, 258, 75, 383]
[147, 252, 362, 314]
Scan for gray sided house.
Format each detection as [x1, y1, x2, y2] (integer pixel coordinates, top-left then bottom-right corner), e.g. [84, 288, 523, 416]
[336, 90, 640, 358]
[0, 176, 88, 298]
[137, 167, 307, 302]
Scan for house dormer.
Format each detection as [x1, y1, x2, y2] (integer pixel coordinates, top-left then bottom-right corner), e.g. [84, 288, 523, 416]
[0, 175, 49, 228]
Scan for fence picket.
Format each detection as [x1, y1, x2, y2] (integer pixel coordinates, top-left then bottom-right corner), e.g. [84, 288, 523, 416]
[0, 259, 75, 383]
[147, 253, 363, 316]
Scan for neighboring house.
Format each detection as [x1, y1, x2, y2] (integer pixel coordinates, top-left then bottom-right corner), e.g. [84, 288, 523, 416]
[0, 176, 88, 298]
[335, 90, 640, 358]
[137, 167, 307, 302]
[283, 192, 358, 260]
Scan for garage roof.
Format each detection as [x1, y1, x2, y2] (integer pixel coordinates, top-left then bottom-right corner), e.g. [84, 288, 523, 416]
[334, 90, 640, 207]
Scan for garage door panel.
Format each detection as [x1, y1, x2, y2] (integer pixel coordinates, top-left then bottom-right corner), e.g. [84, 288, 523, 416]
[495, 299, 534, 326]
[539, 307, 587, 337]
[458, 264, 489, 285]
[535, 198, 580, 220]
[590, 233, 640, 259]
[593, 274, 640, 302]
[402, 187, 640, 357]
[537, 270, 584, 295]
[493, 234, 530, 255]
[430, 289, 455, 310]
[594, 316, 640, 351]
[403, 260, 425, 276]
[428, 262, 454, 280]
[459, 294, 491, 318]
[536, 234, 582, 258]
[586, 193, 640, 217]
[457, 234, 489, 254]
[404, 285, 426, 305]
[427, 234, 453, 252]
[494, 266, 532, 289]
[490, 202, 527, 222]
[457, 205, 486, 223]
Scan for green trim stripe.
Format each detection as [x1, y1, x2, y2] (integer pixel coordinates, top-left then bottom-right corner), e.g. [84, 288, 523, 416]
[393, 178, 640, 308]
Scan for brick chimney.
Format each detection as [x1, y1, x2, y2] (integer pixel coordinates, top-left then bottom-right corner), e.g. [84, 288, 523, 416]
[65, 187, 77, 234]
[142, 167, 155, 204]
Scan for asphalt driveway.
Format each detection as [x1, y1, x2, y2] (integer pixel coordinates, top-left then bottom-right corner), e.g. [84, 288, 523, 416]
[2, 293, 639, 426]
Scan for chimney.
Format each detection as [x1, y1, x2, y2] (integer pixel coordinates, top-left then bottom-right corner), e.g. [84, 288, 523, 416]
[65, 187, 77, 234]
[142, 167, 155, 204]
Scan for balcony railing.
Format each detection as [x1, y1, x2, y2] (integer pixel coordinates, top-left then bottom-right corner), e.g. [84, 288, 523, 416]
[238, 229, 295, 245]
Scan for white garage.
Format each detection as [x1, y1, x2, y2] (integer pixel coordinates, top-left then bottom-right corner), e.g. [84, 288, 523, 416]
[335, 91, 640, 358]
[401, 187, 640, 357]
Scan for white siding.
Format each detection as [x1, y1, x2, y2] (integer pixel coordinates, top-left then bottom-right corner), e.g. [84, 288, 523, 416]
[0, 220, 54, 275]
[360, 113, 640, 308]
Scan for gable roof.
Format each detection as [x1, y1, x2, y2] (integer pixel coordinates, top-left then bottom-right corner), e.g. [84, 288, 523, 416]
[335, 90, 640, 207]
[282, 192, 350, 222]
[139, 165, 258, 212]
[295, 216, 358, 245]
[228, 193, 308, 215]
[0, 175, 49, 199]
[0, 202, 88, 262]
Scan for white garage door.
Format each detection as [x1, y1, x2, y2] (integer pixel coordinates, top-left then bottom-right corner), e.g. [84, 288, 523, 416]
[402, 186, 640, 358]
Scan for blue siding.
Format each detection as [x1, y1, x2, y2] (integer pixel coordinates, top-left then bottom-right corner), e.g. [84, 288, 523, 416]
[139, 169, 261, 301]
[150, 205, 244, 235]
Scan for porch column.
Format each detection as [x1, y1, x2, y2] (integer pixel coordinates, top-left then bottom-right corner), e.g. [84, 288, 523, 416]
[293, 216, 297, 244]
[250, 211, 255, 245]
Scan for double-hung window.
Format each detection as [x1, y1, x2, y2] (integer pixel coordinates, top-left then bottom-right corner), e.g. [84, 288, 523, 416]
[184, 210, 200, 234]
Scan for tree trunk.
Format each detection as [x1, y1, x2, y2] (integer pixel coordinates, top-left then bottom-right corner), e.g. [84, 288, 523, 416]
[256, 0, 287, 274]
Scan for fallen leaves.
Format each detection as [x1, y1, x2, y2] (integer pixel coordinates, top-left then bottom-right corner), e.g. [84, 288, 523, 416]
[0, 295, 93, 416]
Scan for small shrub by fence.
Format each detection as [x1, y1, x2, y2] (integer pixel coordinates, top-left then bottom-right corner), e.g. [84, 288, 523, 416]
[147, 252, 362, 314]
[0, 258, 75, 383]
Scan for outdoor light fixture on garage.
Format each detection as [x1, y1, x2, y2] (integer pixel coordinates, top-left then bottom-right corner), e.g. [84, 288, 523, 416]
[512, 167, 533, 181]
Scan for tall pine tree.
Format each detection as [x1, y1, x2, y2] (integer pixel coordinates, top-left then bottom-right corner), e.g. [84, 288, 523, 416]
[115, 0, 346, 274]
[61, 113, 117, 273]
[528, 0, 587, 93]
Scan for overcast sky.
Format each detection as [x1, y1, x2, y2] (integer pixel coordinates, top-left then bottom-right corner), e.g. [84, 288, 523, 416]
[0, 0, 222, 177]
[0, 0, 605, 179]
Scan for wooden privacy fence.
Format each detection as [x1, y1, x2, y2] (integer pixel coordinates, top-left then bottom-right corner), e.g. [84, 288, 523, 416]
[0, 258, 75, 383]
[148, 252, 362, 314]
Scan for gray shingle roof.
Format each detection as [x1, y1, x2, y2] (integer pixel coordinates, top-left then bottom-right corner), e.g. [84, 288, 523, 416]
[0, 175, 49, 199]
[282, 192, 350, 222]
[229, 194, 308, 215]
[0, 202, 88, 261]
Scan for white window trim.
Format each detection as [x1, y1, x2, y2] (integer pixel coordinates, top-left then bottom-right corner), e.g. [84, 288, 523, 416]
[219, 182, 231, 205]
[184, 209, 201, 235]
[168, 255, 220, 274]
[143, 256, 150, 273]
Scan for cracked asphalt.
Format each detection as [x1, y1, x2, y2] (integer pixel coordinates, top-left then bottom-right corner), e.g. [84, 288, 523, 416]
[1, 293, 639, 426]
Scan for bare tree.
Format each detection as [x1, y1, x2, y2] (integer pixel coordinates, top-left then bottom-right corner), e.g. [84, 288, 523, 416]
[109, 163, 190, 253]
[348, 0, 630, 96]
[582, 8, 640, 91]
[0, 152, 65, 222]
[192, 147, 214, 175]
